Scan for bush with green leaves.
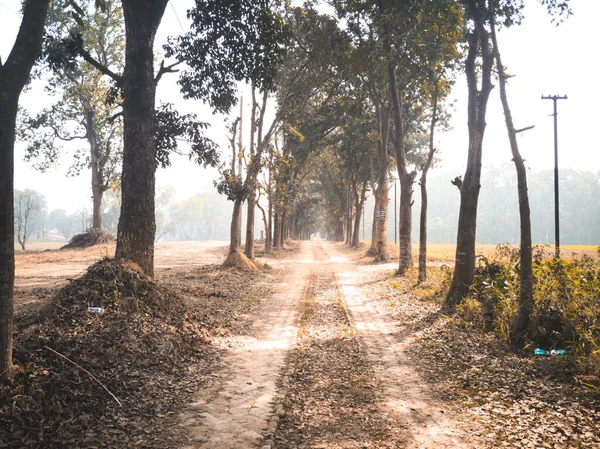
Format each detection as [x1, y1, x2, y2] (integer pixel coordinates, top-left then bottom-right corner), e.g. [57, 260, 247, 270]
[457, 245, 600, 373]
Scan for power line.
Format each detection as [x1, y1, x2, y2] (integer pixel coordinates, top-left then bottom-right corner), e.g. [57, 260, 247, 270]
[169, 0, 186, 34]
[0, 2, 20, 17]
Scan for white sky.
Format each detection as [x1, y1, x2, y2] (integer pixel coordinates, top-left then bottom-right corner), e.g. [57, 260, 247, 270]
[1, 0, 598, 213]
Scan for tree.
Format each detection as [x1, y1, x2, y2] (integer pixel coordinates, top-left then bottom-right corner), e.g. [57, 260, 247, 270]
[413, 2, 461, 281]
[0, 0, 50, 382]
[20, 1, 124, 231]
[445, 0, 495, 305]
[490, 20, 533, 345]
[48, 208, 76, 239]
[168, 0, 287, 266]
[445, 0, 571, 306]
[14, 190, 47, 251]
[66, 0, 192, 275]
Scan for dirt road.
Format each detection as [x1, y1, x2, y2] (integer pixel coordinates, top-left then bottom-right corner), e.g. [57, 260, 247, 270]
[174, 240, 480, 448]
[13, 239, 480, 447]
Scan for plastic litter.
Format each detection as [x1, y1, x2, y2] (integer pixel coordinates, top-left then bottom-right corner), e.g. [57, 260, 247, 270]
[87, 307, 105, 314]
[534, 348, 566, 356]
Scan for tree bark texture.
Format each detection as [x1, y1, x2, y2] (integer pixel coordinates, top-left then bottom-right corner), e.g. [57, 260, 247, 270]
[446, 6, 494, 305]
[490, 22, 534, 345]
[229, 198, 243, 252]
[388, 59, 415, 273]
[351, 185, 366, 247]
[244, 193, 256, 259]
[0, 0, 49, 382]
[116, 0, 168, 277]
[87, 110, 103, 230]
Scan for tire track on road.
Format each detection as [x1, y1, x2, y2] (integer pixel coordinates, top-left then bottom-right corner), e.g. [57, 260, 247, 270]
[177, 243, 313, 449]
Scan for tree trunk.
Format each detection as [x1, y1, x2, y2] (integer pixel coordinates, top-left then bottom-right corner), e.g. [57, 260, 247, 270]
[388, 58, 415, 273]
[229, 198, 242, 252]
[446, 12, 494, 306]
[0, 0, 49, 383]
[244, 193, 256, 259]
[116, 0, 168, 277]
[369, 103, 390, 261]
[280, 208, 287, 246]
[87, 110, 103, 230]
[345, 187, 353, 246]
[273, 210, 280, 249]
[351, 185, 366, 247]
[418, 83, 439, 282]
[266, 164, 273, 253]
[490, 22, 533, 346]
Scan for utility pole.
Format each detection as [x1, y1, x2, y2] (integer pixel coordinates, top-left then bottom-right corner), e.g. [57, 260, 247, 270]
[542, 94, 567, 259]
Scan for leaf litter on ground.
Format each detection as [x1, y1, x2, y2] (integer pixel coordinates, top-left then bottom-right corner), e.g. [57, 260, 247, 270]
[1, 256, 280, 448]
[371, 264, 600, 449]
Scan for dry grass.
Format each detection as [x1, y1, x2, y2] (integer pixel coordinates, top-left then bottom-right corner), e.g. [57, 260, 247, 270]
[14, 241, 65, 252]
[359, 241, 599, 262]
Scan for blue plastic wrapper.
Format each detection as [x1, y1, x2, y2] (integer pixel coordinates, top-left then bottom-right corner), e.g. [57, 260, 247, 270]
[534, 348, 566, 356]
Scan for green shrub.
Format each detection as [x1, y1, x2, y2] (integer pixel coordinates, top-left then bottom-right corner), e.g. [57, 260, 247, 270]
[458, 245, 600, 374]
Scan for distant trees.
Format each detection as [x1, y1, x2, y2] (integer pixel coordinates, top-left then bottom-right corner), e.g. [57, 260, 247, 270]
[20, 1, 125, 231]
[14, 190, 47, 251]
[169, 0, 287, 267]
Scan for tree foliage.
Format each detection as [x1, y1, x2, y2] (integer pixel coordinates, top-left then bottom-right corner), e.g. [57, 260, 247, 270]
[167, 0, 288, 113]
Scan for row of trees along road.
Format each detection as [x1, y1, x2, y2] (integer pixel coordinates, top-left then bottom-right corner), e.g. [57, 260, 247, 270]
[0, 0, 286, 382]
[0, 0, 572, 383]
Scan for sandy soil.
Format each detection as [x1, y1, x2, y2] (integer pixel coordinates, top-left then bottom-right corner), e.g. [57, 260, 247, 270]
[14, 241, 229, 315]
[13, 240, 482, 448]
[167, 240, 481, 448]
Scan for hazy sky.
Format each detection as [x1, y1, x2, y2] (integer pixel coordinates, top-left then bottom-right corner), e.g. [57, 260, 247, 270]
[1, 0, 598, 213]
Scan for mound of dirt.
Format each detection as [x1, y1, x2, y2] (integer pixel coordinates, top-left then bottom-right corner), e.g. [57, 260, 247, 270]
[61, 228, 115, 250]
[1, 258, 213, 448]
[222, 248, 258, 270]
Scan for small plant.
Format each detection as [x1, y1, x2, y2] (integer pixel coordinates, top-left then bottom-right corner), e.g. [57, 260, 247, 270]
[456, 247, 600, 375]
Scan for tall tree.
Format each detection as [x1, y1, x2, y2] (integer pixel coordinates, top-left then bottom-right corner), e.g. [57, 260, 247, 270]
[490, 20, 533, 346]
[114, 0, 168, 276]
[20, 1, 125, 231]
[169, 0, 287, 265]
[445, 0, 571, 306]
[445, 0, 495, 305]
[413, 1, 461, 281]
[0, 0, 50, 382]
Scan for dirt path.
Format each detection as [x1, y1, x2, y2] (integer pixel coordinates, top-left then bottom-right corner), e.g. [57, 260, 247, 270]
[174, 240, 480, 448]
[323, 242, 476, 448]
[175, 242, 314, 448]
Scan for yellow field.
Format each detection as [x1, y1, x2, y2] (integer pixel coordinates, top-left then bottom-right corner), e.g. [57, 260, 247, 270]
[14, 241, 65, 252]
[430, 244, 600, 261]
[374, 242, 598, 262]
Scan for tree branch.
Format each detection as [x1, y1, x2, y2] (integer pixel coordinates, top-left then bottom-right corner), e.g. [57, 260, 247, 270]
[515, 125, 535, 134]
[79, 47, 122, 84]
[54, 128, 87, 142]
[155, 60, 182, 85]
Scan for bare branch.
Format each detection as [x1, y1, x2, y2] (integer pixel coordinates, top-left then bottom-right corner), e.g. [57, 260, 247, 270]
[515, 125, 535, 134]
[155, 60, 182, 85]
